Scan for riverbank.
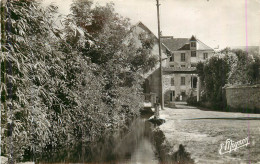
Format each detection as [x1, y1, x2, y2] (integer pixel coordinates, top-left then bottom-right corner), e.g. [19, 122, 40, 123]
[158, 106, 260, 163]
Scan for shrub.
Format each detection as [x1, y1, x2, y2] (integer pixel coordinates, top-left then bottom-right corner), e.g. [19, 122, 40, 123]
[186, 96, 198, 106]
[196, 55, 230, 109]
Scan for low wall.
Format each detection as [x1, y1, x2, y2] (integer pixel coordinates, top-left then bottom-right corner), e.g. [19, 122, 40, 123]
[225, 84, 260, 110]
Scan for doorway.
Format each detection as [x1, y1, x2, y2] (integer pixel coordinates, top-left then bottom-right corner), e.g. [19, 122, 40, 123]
[170, 91, 175, 102]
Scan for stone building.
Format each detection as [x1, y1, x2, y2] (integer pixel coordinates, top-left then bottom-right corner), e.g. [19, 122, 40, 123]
[130, 22, 215, 106]
[160, 36, 215, 105]
[145, 35, 215, 106]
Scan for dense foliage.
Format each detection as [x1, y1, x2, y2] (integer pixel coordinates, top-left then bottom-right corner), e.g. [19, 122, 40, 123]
[196, 48, 260, 110]
[196, 55, 230, 109]
[1, 0, 157, 162]
[226, 48, 260, 85]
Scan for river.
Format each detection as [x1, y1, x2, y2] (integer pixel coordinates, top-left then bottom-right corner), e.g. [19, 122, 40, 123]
[113, 117, 159, 164]
[34, 114, 161, 164]
[123, 138, 158, 164]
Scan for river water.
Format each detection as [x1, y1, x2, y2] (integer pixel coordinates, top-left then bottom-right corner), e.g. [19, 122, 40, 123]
[125, 138, 158, 164]
[37, 116, 160, 164]
[112, 117, 159, 164]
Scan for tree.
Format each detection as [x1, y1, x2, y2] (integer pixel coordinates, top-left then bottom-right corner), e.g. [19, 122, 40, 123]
[197, 48, 260, 110]
[1, 0, 63, 160]
[197, 55, 230, 109]
[227, 49, 260, 85]
[1, 0, 159, 162]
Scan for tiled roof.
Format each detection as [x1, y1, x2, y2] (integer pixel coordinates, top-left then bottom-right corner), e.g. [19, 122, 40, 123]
[178, 43, 190, 50]
[134, 22, 157, 39]
[161, 36, 190, 51]
[161, 36, 214, 51]
[132, 22, 171, 53]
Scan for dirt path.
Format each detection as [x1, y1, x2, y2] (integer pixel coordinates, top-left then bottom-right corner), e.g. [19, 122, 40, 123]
[159, 105, 260, 164]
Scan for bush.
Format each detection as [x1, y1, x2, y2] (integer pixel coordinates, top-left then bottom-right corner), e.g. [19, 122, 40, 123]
[186, 96, 199, 106]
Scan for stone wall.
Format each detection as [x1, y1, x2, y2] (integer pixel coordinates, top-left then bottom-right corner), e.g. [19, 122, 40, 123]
[146, 68, 160, 96]
[146, 69, 197, 106]
[225, 84, 260, 110]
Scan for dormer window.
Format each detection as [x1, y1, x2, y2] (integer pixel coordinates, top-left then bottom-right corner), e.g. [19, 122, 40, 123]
[191, 42, 196, 47]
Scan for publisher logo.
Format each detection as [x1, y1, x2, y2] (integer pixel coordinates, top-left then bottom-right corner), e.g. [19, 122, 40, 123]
[219, 137, 250, 155]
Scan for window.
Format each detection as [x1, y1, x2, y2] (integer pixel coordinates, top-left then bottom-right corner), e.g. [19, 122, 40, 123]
[191, 42, 196, 47]
[191, 51, 196, 57]
[181, 65, 185, 67]
[203, 53, 208, 59]
[171, 78, 174, 86]
[170, 91, 175, 102]
[181, 53, 186, 62]
[169, 54, 174, 62]
[191, 76, 197, 89]
[181, 77, 185, 85]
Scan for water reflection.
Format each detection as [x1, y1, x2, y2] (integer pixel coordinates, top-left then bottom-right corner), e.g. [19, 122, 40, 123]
[114, 117, 159, 164]
[37, 114, 160, 164]
[127, 138, 158, 164]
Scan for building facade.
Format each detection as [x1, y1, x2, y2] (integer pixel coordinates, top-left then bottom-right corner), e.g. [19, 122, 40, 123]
[130, 22, 215, 106]
[160, 36, 215, 105]
[145, 35, 215, 106]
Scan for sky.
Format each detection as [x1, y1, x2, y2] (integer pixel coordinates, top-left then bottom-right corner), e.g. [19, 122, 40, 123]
[43, 0, 260, 49]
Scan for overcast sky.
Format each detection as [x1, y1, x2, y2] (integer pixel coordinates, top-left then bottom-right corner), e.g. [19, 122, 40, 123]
[43, 0, 260, 49]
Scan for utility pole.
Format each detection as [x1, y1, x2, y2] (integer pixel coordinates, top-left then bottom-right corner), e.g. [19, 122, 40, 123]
[156, 0, 164, 110]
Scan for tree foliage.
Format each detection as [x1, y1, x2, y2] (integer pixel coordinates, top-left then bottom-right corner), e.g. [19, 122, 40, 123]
[196, 55, 230, 109]
[1, 0, 157, 162]
[197, 48, 260, 109]
[226, 49, 260, 84]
